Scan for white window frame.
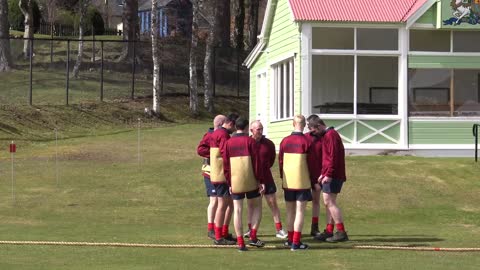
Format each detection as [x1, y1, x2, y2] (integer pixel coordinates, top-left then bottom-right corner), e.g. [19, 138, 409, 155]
[311, 26, 401, 118]
[271, 57, 295, 121]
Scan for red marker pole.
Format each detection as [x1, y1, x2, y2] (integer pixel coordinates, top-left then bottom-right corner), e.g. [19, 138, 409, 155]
[9, 141, 16, 204]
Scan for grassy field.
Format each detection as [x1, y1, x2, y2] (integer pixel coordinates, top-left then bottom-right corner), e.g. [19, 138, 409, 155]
[0, 122, 479, 269]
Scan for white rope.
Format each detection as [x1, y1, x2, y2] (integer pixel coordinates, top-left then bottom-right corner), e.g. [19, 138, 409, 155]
[1, 241, 479, 252]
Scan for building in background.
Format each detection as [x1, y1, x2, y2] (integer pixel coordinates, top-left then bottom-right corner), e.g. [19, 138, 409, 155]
[245, 0, 480, 155]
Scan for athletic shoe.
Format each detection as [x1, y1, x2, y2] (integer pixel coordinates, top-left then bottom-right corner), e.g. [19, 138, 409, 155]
[243, 229, 251, 238]
[283, 241, 292, 247]
[208, 230, 215, 240]
[310, 223, 319, 237]
[238, 245, 248, 252]
[224, 234, 237, 243]
[313, 230, 334, 241]
[326, 231, 349, 242]
[249, 239, 265, 248]
[276, 229, 288, 239]
[291, 242, 309, 251]
[214, 238, 236, 245]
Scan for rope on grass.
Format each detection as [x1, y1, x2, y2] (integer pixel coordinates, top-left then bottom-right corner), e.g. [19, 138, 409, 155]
[353, 245, 480, 252]
[1, 241, 480, 252]
[0, 240, 278, 249]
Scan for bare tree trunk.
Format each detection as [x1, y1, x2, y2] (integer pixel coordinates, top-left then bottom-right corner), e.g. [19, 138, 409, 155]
[19, 0, 33, 58]
[231, 0, 244, 50]
[245, 0, 258, 51]
[217, 0, 230, 47]
[189, 0, 199, 116]
[118, 0, 139, 62]
[203, 0, 219, 113]
[151, 0, 160, 114]
[71, 0, 88, 78]
[0, 0, 12, 71]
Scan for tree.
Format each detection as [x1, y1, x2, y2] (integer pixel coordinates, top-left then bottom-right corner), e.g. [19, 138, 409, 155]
[203, 0, 219, 113]
[18, 0, 33, 58]
[231, 0, 244, 50]
[71, 0, 88, 78]
[245, 0, 258, 51]
[151, 0, 160, 114]
[118, 0, 138, 62]
[217, 0, 229, 47]
[0, 0, 12, 71]
[189, 0, 200, 116]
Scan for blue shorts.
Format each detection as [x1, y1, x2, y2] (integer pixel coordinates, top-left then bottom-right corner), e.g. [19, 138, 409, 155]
[204, 177, 216, 197]
[212, 183, 230, 197]
[284, 189, 312, 202]
[321, 179, 344, 194]
[264, 182, 277, 195]
[231, 189, 261, 200]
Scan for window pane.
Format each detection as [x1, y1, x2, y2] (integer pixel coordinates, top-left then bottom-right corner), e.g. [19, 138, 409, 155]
[357, 56, 398, 115]
[453, 31, 480, 52]
[357, 29, 398, 50]
[312, 28, 354, 49]
[408, 69, 451, 116]
[453, 69, 480, 116]
[273, 59, 294, 119]
[312, 55, 354, 114]
[410, 30, 450, 52]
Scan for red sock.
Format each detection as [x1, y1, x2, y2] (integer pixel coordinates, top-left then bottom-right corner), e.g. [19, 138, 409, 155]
[215, 226, 222, 240]
[237, 236, 245, 247]
[275, 222, 282, 231]
[293, 231, 302, 245]
[208, 223, 214, 231]
[336, 223, 345, 232]
[312, 217, 319, 224]
[250, 229, 258, 241]
[326, 224, 334, 234]
[288, 231, 294, 242]
[222, 225, 229, 237]
[248, 223, 252, 230]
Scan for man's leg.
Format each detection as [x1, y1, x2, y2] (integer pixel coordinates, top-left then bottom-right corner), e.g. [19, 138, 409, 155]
[247, 196, 264, 247]
[223, 197, 234, 240]
[310, 189, 321, 236]
[265, 194, 286, 238]
[233, 199, 246, 249]
[214, 197, 227, 241]
[323, 193, 348, 242]
[285, 201, 296, 245]
[207, 196, 218, 239]
[292, 200, 307, 248]
[244, 199, 254, 238]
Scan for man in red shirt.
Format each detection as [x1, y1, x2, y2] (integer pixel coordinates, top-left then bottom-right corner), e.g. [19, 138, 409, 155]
[244, 120, 287, 239]
[279, 115, 312, 251]
[317, 120, 348, 242]
[224, 118, 265, 251]
[305, 115, 325, 238]
[210, 113, 239, 245]
[196, 115, 225, 239]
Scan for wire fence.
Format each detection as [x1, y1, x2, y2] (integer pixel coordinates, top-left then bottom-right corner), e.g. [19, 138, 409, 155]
[0, 36, 249, 106]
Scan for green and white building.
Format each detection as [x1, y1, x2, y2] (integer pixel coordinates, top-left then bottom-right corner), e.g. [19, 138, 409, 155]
[244, 0, 480, 154]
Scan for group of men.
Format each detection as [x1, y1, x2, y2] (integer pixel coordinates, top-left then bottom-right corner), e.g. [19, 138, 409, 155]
[196, 113, 347, 251]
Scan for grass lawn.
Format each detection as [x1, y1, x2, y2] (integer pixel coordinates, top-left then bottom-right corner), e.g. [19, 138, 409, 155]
[0, 122, 479, 269]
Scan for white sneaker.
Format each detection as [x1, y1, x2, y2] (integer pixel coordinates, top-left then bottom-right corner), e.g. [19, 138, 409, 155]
[276, 229, 288, 239]
[243, 229, 251, 238]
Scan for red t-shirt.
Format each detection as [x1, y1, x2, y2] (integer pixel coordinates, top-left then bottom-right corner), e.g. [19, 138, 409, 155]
[255, 136, 276, 184]
[305, 132, 323, 186]
[321, 128, 346, 181]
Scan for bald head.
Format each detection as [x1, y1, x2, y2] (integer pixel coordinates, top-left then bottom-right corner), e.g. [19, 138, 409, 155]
[250, 120, 263, 141]
[293, 115, 306, 131]
[213, 115, 226, 130]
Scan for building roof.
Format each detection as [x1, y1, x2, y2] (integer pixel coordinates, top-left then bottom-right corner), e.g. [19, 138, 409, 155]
[288, 0, 428, 23]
